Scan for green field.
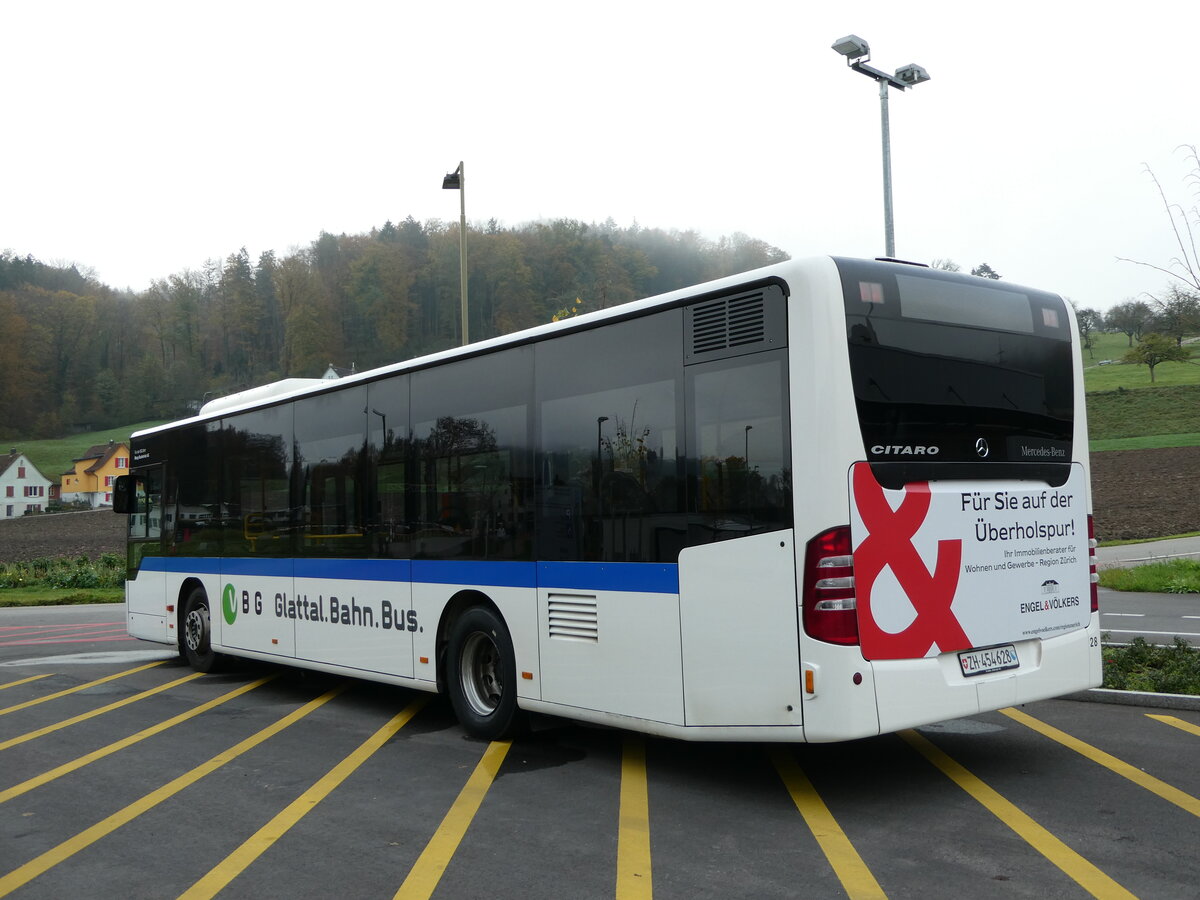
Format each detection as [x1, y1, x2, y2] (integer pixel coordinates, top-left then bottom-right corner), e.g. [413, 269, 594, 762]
[1086, 383, 1200, 443]
[2, 420, 166, 485]
[1082, 331, 1200, 391]
[1082, 328, 1200, 450]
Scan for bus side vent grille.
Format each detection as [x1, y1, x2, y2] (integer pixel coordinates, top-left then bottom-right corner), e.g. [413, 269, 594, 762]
[685, 285, 786, 364]
[547, 594, 599, 643]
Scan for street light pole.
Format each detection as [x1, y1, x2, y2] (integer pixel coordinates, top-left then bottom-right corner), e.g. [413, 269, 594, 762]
[442, 161, 469, 345]
[831, 35, 930, 259]
[878, 78, 895, 259]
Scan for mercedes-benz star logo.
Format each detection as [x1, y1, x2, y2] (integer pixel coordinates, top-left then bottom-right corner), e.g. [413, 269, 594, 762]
[975, 438, 990, 459]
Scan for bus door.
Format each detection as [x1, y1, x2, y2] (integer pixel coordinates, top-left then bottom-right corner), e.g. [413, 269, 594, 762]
[121, 465, 171, 642]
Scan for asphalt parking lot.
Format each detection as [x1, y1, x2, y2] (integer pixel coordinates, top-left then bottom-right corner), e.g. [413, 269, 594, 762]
[2, 606, 1199, 899]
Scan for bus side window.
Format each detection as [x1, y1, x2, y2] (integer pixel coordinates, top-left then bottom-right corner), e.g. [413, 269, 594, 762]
[124, 467, 164, 542]
[687, 352, 791, 542]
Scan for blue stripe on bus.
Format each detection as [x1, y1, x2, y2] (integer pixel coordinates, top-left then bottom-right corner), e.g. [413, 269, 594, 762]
[538, 561, 679, 594]
[136, 556, 678, 594]
[138, 557, 223, 575]
[295, 558, 412, 582]
[411, 560, 536, 588]
[221, 558, 294, 577]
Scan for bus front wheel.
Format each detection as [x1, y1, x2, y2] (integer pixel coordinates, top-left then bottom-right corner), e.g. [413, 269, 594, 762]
[182, 587, 224, 673]
[446, 606, 524, 740]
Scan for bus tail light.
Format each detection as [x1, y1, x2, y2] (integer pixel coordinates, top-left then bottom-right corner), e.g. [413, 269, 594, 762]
[1087, 514, 1099, 613]
[803, 527, 859, 645]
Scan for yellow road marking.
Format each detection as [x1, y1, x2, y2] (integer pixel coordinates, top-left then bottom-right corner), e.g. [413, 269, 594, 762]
[180, 697, 427, 900]
[900, 729, 1136, 900]
[0, 676, 276, 805]
[771, 748, 887, 900]
[0, 684, 345, 898]
[0, 674, 52, 692]
[0, 661, 165, 717]
[617, 735, 653, 900]
[1001, 707, 1200, 818]
[394, 739, 512, 900]
[0, 672, 205, 751]
[1147, 713, 1200, 738]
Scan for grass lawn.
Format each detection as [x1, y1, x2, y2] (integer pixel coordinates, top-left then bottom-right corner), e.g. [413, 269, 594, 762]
[1086, 383, 1200, 441]
[1099, 559, 1200, 593]
[0, 587, 124, 607]
[1091, 432, 1200, 452]
[1082, 331, 1200, 391]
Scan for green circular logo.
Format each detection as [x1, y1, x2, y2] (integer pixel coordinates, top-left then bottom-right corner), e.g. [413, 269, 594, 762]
[222, 584, 238, 625]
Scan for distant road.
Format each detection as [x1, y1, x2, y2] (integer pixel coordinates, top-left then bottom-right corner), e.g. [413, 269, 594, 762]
[1099, 588, 1200, 646]
[1097, 535, 1200, 569]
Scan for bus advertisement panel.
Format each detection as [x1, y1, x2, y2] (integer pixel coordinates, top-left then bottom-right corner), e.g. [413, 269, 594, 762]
[849, 462, 1090, 663]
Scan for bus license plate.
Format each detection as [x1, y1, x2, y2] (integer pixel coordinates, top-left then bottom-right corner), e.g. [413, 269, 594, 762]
[958, 644, 1019, 677]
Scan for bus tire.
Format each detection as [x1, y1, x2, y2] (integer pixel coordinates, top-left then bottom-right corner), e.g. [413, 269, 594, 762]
[446, 606, 525, 740]
[182, 587, 224, 673]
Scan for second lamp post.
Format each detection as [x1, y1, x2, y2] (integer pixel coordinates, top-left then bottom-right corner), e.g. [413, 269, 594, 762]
[442, 161, 469, 345]
[832, 35, 930, 259]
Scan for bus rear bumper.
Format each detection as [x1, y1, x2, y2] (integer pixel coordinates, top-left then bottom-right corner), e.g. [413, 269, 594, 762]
[872, 615, 1102, 736]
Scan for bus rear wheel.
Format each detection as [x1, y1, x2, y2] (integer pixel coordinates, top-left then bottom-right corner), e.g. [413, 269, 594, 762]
[182, 587, 224, 673]
[446, 606, 524, 740]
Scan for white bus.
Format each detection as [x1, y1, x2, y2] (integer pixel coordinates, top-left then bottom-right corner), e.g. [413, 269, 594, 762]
[116, 256, 1101, 742]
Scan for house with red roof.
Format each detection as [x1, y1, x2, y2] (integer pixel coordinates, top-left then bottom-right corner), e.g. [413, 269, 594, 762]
[1, 449, 53, 518]
[60, 440, 130, 508]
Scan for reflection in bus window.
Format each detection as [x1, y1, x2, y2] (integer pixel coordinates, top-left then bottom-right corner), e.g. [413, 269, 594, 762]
[541, 381, 678, 562]
[221, 406, 293, 556]
[296, 388, 367, 557]
[689, 352, 791, 541]
[409, 347, 533, 561]
[413, 411, 527, 560]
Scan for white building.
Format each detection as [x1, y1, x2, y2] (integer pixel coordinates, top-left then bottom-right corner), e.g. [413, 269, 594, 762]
[0, 449, 53, 518]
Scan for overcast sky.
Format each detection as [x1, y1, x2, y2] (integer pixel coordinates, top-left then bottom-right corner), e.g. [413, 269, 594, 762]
[4, 1, 1198, 312]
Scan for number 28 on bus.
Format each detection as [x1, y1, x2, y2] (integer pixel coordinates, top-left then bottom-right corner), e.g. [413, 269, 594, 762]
[114, 255, 1100, 742]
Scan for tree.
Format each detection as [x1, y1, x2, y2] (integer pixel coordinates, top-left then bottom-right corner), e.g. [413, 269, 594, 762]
[971, 263, 1002, 279]
[1150, 285, 1200, 347]
[1105, 299, 1154, 346]
[1123, 332, 1192, 382]
[930, 259, 961, 272]
[1072, 304, 1103, 358]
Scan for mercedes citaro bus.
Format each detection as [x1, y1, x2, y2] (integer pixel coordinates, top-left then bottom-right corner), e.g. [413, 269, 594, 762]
[115, 256, 1100, 741]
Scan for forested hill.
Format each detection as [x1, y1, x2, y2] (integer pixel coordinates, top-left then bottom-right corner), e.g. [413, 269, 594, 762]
[0, 219, 788, 438]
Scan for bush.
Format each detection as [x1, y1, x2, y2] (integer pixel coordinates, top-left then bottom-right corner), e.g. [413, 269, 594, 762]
[1103, 637, 1200, 695]
[0, 554, 124, 590]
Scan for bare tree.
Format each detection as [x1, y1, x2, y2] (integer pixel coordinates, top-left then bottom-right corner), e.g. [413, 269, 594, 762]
[1105, 299, 1154, 346]
[1150, 284, 1200, 347]
[1118, 145, 1200, 295]
[1071, 302, 1103, 358]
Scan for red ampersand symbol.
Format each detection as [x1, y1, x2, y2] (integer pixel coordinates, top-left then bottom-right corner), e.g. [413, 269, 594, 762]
[852, 463, 970, 659]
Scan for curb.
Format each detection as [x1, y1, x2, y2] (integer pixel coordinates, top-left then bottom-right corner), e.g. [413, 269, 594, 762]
[1064, 688, 1200, 712]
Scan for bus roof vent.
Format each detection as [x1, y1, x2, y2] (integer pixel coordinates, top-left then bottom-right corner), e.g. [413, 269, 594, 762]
[684, 284, 786, 364]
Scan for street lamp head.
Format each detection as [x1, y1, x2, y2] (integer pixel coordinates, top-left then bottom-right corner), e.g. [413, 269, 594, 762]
[832, 34, 870, 62]
[894, 64, 931, 86]
[442, 161, 463, 190]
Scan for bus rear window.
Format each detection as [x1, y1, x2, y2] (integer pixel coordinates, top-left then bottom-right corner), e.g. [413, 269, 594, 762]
[835, 259, 1075, 485]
